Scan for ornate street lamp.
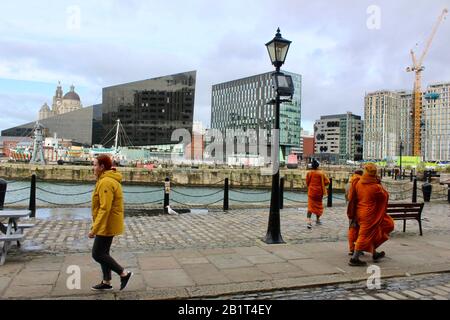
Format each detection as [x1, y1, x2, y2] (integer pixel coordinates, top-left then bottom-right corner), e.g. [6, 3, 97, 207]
[266, 28, 292, 71]
[264, 28, 293, 244]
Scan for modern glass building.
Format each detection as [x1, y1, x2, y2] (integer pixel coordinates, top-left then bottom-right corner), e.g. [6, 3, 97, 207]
[102, 71, 196, 147]
[211, 70, 302, 159]
[2, 71, 196, 147]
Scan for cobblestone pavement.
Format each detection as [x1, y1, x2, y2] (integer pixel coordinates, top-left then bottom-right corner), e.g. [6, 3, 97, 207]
[15, 202, 450, 256]
[14, 202, 450, 253]
[216, 272, 450, 300]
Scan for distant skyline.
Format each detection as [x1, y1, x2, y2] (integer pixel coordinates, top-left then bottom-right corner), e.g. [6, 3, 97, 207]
[1, 0, 449, 135]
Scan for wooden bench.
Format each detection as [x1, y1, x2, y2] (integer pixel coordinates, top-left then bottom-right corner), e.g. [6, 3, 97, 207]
[387, 202, 425, 236]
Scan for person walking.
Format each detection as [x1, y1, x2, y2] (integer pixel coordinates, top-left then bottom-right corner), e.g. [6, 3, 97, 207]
[347, 163, 394, 266]
[89, 154, 133, 291]
[346, 169, 363, 256]
[305, 159, 330, 229]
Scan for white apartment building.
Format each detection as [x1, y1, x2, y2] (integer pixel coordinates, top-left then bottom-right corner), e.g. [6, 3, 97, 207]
[364, 91, 403, 160]
[423, 82, 450, 161]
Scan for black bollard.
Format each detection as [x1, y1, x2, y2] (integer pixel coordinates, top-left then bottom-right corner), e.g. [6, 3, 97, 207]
[164, 177, 170, 214]
[447, 184, 450, 204]
[280, 177, 284, 210]
[410, 170, 413, 182]
[327, 178, 333, 208]
[29, 174, 36, 218]
[403, 169, 406, 180]
[422, 182, 432, 202]
[412, 177, 417, 203]
[0, 179, 7, 210]
[223, 178, 229, 211]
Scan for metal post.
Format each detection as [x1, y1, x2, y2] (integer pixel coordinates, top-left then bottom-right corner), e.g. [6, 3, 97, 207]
[399, 141, 403, 180]
[280, 177, 284, 210]
[29, 174, 36, 218]
[327, 178, 333, 208]
[223, 178, 229, 211]
[265, 75, 284, 244]
[0, 179, 7, 210]
[410, 170, 413, 182]
[412, 177, 417, 203]
[447, 184, 450, 204]
[164, 177, 170, 214]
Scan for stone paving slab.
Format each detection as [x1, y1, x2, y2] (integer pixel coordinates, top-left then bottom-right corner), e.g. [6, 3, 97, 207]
[183, 263, 230, 286]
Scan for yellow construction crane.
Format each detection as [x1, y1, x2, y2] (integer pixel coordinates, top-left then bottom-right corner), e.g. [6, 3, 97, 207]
[406, 8, 448, 157]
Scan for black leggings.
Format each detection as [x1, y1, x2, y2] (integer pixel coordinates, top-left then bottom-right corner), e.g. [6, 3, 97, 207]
[92, 235, 124, 281]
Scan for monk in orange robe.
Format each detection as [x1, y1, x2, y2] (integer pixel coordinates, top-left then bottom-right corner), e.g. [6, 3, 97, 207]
[306, 159, 330, 229]
[347, 163, 394, 266]
[346, 169, 363, 255]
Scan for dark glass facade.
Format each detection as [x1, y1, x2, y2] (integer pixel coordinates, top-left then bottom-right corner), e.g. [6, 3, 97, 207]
[102, 71, 196, 147]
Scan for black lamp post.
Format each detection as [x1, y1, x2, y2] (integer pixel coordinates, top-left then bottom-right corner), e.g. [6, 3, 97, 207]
[399, 141, 404, 180]
[264, 28, 292, 244]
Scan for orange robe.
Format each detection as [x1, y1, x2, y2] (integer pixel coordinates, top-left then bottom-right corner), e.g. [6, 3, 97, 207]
[346, 174, 361, 252]
[347, 175, 394, 253]
[306, 170, 330, 217]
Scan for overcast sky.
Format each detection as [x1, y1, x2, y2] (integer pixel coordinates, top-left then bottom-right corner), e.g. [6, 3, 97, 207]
[1, 0, 449, 134]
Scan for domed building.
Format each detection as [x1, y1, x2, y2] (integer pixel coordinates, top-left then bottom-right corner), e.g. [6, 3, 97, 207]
[60, 85, 82, 114]
[38, 103, 52, 120]
[38, 82, 82, 120]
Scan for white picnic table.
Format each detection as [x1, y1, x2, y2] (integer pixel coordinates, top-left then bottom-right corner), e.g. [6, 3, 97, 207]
[0, 210, 32, 265]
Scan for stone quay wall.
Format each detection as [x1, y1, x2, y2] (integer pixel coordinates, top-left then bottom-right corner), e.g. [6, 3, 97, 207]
[0, 163, 353, 191]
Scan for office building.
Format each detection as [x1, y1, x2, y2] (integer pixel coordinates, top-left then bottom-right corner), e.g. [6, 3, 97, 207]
[314, 112, 363, 162]
[211, 70, 301, 160]
[423, 82, 450, 161]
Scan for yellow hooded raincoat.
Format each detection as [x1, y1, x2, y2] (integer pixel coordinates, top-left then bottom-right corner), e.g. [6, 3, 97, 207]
[91, 170, 124, 236]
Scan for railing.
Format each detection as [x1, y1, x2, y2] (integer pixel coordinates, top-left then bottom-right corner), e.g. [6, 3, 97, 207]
[2, 173, 448, 214]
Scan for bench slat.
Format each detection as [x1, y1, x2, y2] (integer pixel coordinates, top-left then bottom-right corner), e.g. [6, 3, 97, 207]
[3, 224, 35, 229]
[17, 224, 35, 229]
[387, 203, 423, 207]
[387, 208, 423, 213]
[0, 234, 24, 241]
[390, 214, 421, 219]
